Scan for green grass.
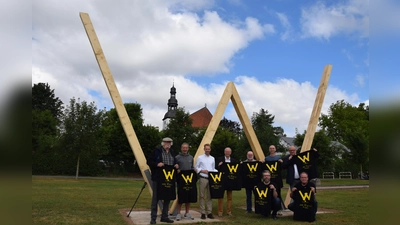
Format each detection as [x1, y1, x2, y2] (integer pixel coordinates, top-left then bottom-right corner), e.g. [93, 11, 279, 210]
[32, 177, 369, 225]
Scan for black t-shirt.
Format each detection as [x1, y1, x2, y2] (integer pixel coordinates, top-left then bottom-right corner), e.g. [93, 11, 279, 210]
[292, 182, 316, 222]
[260, 161, 283, 188]
[241, 161, 261, 188]
[294, 150, 319, 180]
[176, 170, 197, 203]
[253, 181, 276, 217]
[157, 165, 176, 200]
[208, 171, 225, 198]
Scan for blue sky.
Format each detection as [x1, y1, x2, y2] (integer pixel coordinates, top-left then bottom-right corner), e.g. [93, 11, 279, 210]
[29, 0, 398, 137]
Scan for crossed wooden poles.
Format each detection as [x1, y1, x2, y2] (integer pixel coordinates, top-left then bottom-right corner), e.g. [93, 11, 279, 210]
[79, 12, 332, 211]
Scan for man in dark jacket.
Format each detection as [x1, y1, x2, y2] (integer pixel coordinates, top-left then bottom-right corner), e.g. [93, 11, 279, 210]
[147, 137, 179, 224]
[282, 146, 300, 189]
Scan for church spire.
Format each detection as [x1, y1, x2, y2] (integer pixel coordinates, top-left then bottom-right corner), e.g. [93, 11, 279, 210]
[162, 83, 178, 129]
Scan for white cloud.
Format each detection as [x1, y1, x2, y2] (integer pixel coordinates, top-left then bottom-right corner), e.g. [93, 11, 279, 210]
[276, 12, 293, 41]
[32, 0, 362, 138]
[300, 0, 369, 40]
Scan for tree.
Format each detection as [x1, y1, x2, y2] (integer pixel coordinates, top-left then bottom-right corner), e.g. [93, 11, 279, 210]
[60, 97, 106, 178]
[220, 117, 242, 136]
[101, 103, 160, 174]
[319, 100, 369, 175]
[212, 127, 241, 160]
[163, 107, 197, 154]
[32, 83, 63, 121]
[241, 108, 283, 157]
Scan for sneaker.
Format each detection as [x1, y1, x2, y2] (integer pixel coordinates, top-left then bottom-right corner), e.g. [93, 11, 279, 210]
[175, 214, 181, 221]
[245, 210, 252, 214]
[272, 215, 278, 220]
[227, 213, 232, 216]
[150, 220, 156, 224]
[207, 213, 215, 219]
[184, 213, 194, 220]
[218, 213, 222, 217]
[201, 214, 206, 219]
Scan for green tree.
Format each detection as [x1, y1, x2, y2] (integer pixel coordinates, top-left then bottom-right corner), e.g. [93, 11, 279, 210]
[319, 100, 369, 176]
[60, 97, 106, 178]
[163, 107, 197, 154]
[220, 117, 242, 136]
[32, 83, 63, 121]
[101, 103, 160, 174]
[212, 127, 241, 160]
[32, 83, 64, 174]
[241, 108, 283, 157]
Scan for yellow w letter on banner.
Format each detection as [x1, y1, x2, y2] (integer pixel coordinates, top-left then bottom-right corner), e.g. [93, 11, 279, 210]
[247, 163, 258, 172]
[210, 172, 222, 183]
[227, 164, 239, 173]
[299, 190, 312, 201]
[163, 169, 174, 181]
[265, 162, 278, 172]
[255, 187, 268, 198]
[297, 152, 310, 164]
[181, 173, 193, 184]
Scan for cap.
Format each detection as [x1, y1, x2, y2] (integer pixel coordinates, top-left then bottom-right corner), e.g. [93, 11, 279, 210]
[162, 137, 173, 142]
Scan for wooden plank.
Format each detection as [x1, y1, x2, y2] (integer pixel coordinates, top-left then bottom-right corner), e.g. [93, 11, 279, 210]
[284, 64, 332, 208]
[230, 83, 265, 160]
[193, 82, 233, 163]
[79, 12, 153, 196]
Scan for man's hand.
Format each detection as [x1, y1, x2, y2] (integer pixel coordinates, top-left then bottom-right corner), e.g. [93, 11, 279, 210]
[157, 162, 164, 167]
[174, 164, 179, 169]
[278, 159, 283, 163]
[291, 187, 297, 192]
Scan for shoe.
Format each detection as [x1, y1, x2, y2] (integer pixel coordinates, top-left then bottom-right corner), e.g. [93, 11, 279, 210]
[207, 213, 215, 219]
[184, 213, 194, 220]
[175, 214, 181, 221]
[227, 213, 232, 216]
[201, 214, 206, 219]
[245, 211, 252, 214]
[160, 218, 174, 223]
[272, 215, 278, 220]
[218, 213, 222, 217]
[150, 220, 156, 224]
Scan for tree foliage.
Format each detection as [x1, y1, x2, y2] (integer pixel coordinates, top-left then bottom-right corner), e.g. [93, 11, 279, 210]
[319, 100, 369, 174]
[59, 97, 106, 177]
[220, 117, 242, 136]
[163, 107, 197, 154]
[242, 108, 283, 157]
[32, 83, 63, 121]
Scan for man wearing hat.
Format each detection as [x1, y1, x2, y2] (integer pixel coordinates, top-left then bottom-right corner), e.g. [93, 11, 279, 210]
[147, 137, 179, 224]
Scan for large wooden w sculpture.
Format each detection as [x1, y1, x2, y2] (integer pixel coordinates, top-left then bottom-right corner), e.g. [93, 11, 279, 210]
[80, 12, 331, 213]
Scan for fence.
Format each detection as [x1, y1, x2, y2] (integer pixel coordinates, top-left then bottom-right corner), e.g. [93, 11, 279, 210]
[323, 172, 335, 179]
[339, 172, 352, 179]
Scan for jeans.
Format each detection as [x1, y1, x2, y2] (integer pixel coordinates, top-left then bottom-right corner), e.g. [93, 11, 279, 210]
[245, 187, 253, 212]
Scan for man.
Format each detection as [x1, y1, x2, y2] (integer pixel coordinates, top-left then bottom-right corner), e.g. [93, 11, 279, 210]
[241, 151, 259, 213]
[195, 143, 216, 220]
[288, 172, 317, 222]
[147, 137, 179, 224]
[263, 145, 284, 210]
[216, 147, 238, 217]
[253, 170, 281, 220]
[175, 143, 196, 221]
[282, 146, 300, 189]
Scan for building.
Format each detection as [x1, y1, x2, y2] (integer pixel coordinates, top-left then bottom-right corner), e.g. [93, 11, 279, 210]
[162, 84, 178, 130]
[189, 106, 213, 128]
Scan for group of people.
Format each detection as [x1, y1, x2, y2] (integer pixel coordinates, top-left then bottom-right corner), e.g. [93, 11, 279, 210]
[147, 137, 318, 224]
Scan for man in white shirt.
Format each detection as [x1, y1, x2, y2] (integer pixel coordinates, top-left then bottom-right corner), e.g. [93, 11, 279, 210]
[195, 143, 216, 220]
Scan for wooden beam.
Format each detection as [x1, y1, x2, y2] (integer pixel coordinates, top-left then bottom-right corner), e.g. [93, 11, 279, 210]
[284, 64, 332, 208]
[79, 12, 153, 196]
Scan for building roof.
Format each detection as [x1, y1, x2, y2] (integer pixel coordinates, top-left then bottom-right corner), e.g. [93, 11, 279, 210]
[190, 107, 213, 128]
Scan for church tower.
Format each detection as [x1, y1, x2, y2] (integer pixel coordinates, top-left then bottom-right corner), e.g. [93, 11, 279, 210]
[162, 84, 178, 130]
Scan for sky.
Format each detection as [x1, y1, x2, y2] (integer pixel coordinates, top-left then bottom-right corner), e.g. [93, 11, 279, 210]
[30, 0, 399, 137]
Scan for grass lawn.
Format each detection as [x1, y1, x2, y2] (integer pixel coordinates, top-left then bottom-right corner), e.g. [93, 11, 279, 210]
[32, 177, 369, 225]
